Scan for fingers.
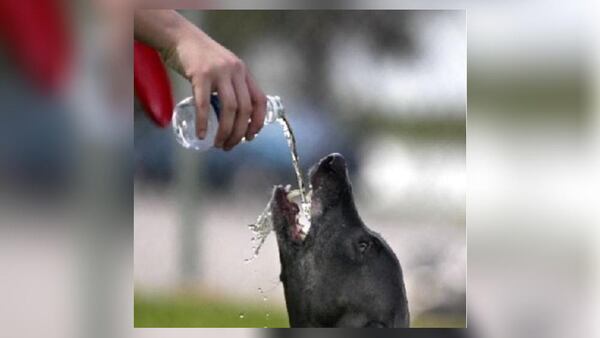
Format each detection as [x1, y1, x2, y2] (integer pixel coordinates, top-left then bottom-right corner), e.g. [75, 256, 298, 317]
[189, 54, 264, 150]
[191, 77, 211, 139]
[224, 71, 252, 150]
[214, 78, 237, 149]
[245, 74, 267, 141]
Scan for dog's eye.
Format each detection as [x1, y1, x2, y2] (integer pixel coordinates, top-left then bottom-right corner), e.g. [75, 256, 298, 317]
[358, 241, 370, 253]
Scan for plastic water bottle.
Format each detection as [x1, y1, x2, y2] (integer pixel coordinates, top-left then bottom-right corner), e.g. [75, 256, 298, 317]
[172, 94, 285, 151]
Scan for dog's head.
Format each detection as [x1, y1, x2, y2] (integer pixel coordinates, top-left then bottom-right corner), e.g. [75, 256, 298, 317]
[271, 153, 409, 327]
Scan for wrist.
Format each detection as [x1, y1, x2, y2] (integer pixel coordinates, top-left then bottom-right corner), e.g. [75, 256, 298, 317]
[158, 13, 194, 53]
[135, 10, 204, 55]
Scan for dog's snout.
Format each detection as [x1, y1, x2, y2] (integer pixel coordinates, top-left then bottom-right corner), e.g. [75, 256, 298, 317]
[323, 153, 346, 173]
[309, 153, 349, 187]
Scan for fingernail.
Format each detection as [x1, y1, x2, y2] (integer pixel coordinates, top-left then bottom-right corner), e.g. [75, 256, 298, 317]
[214, 140, 223, 149]
[246, 134, 254, 141]
[198, 129, 206, 139]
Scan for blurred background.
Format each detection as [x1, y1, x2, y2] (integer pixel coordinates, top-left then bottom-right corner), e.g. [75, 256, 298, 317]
[133, 10, 466, 328]
[0, 1, 597, 338]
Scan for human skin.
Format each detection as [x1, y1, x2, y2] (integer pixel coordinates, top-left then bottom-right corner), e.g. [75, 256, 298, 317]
[134, 10, 266, 150]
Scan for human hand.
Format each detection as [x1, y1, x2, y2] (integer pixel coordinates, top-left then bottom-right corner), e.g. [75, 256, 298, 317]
[135, 10, 267, 151]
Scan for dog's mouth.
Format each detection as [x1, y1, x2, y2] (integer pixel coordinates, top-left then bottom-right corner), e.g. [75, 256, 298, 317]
[272, 153, 348, 245]
[272, 185, 310, 243]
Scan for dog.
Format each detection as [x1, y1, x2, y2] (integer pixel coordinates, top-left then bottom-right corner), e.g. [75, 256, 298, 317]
[270, 153, 409, 327]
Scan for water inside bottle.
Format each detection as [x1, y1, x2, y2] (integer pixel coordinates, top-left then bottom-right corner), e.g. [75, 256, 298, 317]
[172, 96, 219, 151]
[246, 115, 311, 262]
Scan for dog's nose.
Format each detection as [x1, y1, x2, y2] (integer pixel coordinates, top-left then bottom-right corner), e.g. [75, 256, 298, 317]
[323, 153, 346, 173]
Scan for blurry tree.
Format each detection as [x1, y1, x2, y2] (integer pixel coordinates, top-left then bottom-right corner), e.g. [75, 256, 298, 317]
[200, 11, 417, 110]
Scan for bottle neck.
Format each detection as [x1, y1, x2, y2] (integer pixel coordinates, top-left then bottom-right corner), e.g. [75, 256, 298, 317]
[264, 95, 285, 124]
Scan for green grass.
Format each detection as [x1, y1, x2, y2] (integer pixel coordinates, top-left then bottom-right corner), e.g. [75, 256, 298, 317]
[135, 290, 466, 328]
[411, 314, 466, 328]
[134, 291, 289, 328]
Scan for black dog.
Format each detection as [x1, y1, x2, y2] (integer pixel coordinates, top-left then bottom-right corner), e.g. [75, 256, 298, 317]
[270, 153, 409, 327]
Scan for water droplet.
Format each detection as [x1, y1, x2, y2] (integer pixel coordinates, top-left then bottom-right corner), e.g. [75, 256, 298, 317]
[239, 313, 245, 319]
[246, 200, 274, 260]
[244, 255, 257, 264]
[263, 296, 268, 302]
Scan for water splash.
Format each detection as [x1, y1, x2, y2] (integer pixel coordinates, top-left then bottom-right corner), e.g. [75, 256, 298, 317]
[258, 287, 268, 302]
[277, 116, 311, 223]
[245, 114, 311, 262]
[244, 200, 274, 263]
